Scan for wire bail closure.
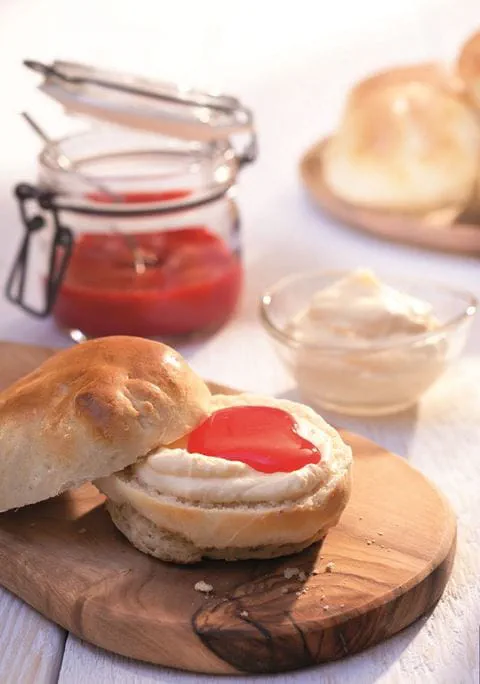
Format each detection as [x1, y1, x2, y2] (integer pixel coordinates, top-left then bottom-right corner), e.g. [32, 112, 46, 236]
[6, 184, 74, 317]
[23, 59, 258, 168]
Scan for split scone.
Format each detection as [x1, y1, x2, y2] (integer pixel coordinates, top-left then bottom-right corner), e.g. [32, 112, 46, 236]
[96, 394, 352, 564]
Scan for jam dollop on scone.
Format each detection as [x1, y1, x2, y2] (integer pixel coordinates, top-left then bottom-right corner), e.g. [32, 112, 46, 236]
[97, 394, 352, 564]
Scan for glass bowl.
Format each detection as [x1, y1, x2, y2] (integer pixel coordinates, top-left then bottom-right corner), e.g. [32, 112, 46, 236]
[260, 270, 477, 416]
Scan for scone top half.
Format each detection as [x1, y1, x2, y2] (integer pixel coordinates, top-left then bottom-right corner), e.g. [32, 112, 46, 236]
[0, 336, 211, 513]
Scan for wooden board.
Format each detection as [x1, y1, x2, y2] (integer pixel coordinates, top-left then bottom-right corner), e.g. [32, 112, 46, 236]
[300, 139, 480, 256]
[0, 341, 456, 675]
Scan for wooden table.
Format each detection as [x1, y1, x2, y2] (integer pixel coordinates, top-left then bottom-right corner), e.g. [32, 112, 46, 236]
[0, 1, 479, 682]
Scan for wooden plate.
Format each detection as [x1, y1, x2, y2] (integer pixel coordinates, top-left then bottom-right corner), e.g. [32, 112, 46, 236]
[0, 342, 456, 674]
[300, 138, 480, 256]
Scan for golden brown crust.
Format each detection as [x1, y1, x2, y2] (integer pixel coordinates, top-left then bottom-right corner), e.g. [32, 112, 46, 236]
[458, 31, 480, 109]
[350, 63, 463, 103]
[0, 337, 211, 512]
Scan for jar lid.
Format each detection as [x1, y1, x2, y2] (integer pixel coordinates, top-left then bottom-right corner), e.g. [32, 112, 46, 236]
[24, 60, 255, 147]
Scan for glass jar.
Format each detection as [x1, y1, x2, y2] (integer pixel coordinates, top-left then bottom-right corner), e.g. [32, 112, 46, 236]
[7, 60, 256, 342]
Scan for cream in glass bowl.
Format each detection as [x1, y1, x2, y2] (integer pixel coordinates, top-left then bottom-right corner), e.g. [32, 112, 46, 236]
[260, 269, 477, 416]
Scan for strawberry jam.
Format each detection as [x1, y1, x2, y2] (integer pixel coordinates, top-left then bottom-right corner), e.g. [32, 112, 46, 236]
[187, 406, 320, 473]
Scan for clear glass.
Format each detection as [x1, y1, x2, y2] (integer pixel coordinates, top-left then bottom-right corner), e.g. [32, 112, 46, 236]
[36, 128, 243, 341]
[260, 271, 477, 416]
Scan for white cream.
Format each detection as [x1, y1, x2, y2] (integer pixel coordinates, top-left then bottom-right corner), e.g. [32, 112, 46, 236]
[287, 269, 445, 415]
[291, 268, 439, 344]
[134, 409, 333, 505]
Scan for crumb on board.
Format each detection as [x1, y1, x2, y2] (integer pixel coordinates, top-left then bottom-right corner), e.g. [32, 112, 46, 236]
[78, 528, 86, 534]
[240, 610, 249, 618]
[284, 567, 300, 579]
[194, 581, 213, 594]
[324, 562, 335, 573]
[29, 522, 36, 527]
[340, 603, 345, 608]
[377, 531, 383, 536]
[311, 570, 319, 576]
[323, 605, 330, 611]
[281, 586, 291, 594]
[298, 570, 307, 582]
[366, 540, 372, 546]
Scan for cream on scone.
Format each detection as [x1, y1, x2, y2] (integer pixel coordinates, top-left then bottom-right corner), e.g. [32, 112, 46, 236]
[96, 394, 352, 564]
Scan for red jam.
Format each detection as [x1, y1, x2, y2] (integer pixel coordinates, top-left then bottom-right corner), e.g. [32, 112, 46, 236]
[53, 227, 242, 338]
[187, 406, 320, 473]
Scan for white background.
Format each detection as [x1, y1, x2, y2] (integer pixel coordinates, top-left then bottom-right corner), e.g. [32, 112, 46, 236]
[0, 1, 479, 682]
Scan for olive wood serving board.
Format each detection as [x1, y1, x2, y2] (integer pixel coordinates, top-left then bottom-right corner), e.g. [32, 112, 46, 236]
[300, 138, 480, 256]
[0, 341, 456, 674]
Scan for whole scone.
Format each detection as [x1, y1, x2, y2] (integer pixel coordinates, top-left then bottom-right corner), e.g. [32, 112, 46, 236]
[323, 64, 480, 212]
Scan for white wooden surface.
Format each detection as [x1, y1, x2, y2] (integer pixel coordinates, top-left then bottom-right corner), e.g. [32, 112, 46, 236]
[0, 1, 479, 682]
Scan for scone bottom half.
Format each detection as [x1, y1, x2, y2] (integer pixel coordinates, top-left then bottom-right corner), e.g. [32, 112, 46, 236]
[97, 393, 353, 564]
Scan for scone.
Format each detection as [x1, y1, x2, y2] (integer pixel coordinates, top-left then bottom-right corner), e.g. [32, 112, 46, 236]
[0, 336, 211, 512]
[96, 394, 352, 564]
[323, 64, 480, 212]
[0, 335, 352, 566]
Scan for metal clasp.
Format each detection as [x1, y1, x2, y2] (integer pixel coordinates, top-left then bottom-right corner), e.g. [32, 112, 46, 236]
[6, 183, 74, 317]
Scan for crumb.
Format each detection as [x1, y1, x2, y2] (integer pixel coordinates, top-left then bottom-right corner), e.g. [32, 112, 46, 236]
[281, 587, 290, 594]
[296, 589, 307, 597]
[340, 603, 345, 608]
[240, 610, 249, 618]
[298, 571, 307, 582]
[29, 522, 36, 527]
[359, 516, 363, 520]
[311, 570, 319, 576]
[284, 567, 300, 579]
[323, 605, 329, 611]
[366, 540, 372, 546]
[324, 562, 335, 573]
[377, 531, 383, 536]
[194, 581, 213, 594]
[78, 528, 86, 534]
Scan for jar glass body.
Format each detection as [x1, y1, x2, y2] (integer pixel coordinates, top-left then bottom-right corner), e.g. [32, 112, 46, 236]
[35, 128, 243, 341]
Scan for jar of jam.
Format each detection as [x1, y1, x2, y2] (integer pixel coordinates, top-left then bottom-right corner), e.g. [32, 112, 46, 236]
[7, 60, 256, 341]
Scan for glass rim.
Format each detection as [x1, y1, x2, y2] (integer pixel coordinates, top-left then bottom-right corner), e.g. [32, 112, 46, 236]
[36, 130, 238, 216]
[260, 269, 478, 352]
